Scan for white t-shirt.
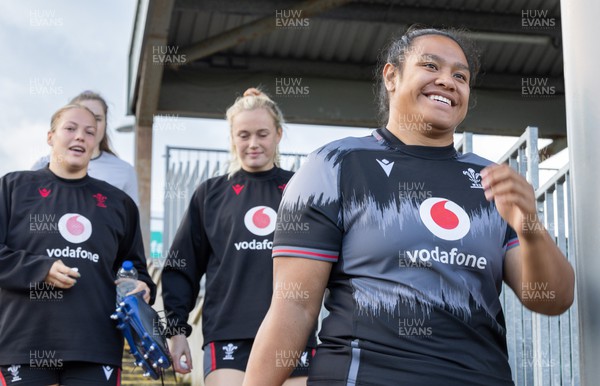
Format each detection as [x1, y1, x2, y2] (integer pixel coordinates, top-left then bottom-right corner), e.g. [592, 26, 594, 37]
[32, 152, 139, 204]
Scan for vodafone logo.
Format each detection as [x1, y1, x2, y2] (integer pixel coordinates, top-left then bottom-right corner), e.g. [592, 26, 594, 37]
[58, 213, 92, 243]
[244, 206, 277, 236]
[419, 198, 470, 241]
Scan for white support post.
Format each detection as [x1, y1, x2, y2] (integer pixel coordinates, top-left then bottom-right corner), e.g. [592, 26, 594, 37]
[560, 1, 600, 385]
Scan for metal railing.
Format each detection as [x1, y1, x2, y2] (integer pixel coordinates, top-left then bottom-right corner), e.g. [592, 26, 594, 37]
[497, 127, 539, 386]
[161, 146, 306, 257]
[498, 126, 540, 190]
[456, 131, 473, 154]
[533, 164, 580, 386]
[495, 127, 578, 386]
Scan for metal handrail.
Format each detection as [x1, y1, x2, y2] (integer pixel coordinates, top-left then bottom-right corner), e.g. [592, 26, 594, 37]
[536, 163, 570, 199]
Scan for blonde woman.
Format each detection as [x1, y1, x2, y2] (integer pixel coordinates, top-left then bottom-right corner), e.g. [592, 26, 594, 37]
[162, 88, 314, 386]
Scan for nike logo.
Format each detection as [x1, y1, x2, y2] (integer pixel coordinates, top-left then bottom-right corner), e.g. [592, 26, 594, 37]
[376, 159, 394, 177]
[102, 366, 113, 380]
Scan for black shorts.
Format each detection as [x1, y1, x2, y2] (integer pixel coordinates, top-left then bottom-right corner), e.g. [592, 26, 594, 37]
[0, 362, 121, 386]
[306, 341, 515, 386]
[203, 339, 315, 379]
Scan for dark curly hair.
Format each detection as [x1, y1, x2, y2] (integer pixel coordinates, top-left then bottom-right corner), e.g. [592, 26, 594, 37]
[375, 25, 481, 125]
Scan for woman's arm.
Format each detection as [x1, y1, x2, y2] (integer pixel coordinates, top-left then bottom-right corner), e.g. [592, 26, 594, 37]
[243, 257, 331, 386]
[483, 164, 575, 315]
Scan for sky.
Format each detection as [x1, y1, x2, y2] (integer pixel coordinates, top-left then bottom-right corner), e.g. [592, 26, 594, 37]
[0, 1, 138, 172]
[0, 1, 374, 218]
[0, 1, 567, 231]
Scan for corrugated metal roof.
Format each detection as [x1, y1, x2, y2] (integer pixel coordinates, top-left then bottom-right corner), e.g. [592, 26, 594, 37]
[169, 4, 562, 81]
[129, 0, 566, 137]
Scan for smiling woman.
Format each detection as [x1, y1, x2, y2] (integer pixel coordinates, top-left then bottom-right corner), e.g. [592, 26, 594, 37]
[376, 26, 480, 132]
[46, 104, 97, 179]
[32, 91, 140, 204]
[242, 25, 574, 386]
[379, 27, 480, 146]
[225, 88, 284, 177]
[0, 102, 156, 386]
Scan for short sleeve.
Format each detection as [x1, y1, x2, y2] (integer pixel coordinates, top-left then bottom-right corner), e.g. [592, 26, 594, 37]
[273, 146, 344, 262]
[503, 224, 520, 252]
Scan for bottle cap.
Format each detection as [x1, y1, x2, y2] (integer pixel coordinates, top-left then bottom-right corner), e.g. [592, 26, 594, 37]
[122, 260, 134, 271]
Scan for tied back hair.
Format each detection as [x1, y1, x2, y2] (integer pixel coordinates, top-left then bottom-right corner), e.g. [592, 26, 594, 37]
[225, 89, 284, 178]
[374, 25, 481, 126]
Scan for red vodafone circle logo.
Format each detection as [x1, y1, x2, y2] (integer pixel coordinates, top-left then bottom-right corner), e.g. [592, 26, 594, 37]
[244, 206, 277, 236]
[58, 213, 92, 243]
[419, 198, 470, 241]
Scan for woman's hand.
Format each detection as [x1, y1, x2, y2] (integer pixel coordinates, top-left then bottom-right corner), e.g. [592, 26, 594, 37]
[481, 164, 539, 239]
[115, 279, 151, 303]
[44, 260, 80, 289]
[169, 334, 193, 374]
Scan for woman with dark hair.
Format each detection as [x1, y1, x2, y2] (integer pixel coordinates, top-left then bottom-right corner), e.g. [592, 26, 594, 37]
[0, 103, 155, 386]
[243, 26, 574, 386]
[32, 91, 139, 204]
